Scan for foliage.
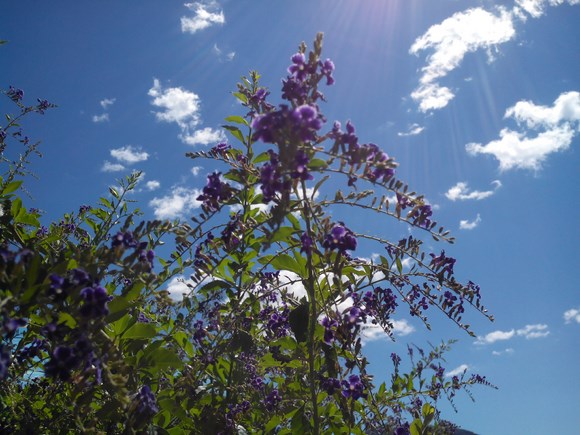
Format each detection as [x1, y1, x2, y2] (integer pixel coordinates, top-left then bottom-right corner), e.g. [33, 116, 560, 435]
[0, 34, 495, 434]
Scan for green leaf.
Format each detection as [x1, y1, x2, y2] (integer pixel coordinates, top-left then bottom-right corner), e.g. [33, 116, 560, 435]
[1, 180, 23, 195]
[143, 347, 184, 370]
[396, 257, 403, 274]
[269, 253, 304, 276]
[222, 125, 245, 144]
[232, 91, 248, 104]
[265, 415, 281, 433]
[224, 115, 249, 126]
[122, 322, 158, 339]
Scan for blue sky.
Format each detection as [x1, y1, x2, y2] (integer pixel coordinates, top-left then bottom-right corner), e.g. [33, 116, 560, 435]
[2, 1, 579, 433]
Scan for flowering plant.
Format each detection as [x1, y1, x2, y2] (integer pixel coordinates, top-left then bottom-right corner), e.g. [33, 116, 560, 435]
[0, 34, 494, 434]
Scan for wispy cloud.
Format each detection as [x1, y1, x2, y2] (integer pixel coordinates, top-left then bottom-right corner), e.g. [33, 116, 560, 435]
[467, 91, 580, 170]
[446, 364, 469, 378]
[409, 6, 515, 112]
[191, 166, 203, 176]
[213, 43, 235, 61]
[92, 113, 109, 123]
[475, 323, 549, 344]
[514, 0, 580, 20]
[110, 145, 149, 164]
[397, 123, 425, 137]
[445, 180, 501, 201]
[149, 186, 202, 219]
[459, 214, 482, 230]
[100, 98, 116, 109]
[101, 161, 125, 172]
[492, 348, 515, 356]
[148, 78, 224, 146]
[181, 1, 225, 34]
[564, 307, 580, 324]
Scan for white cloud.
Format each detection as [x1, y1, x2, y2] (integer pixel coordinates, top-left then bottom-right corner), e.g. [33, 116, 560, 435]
[359, 318, 415, 344]
[446, 364, 469, 378]
[467, 92, 580, 170]
[166, 275, 195, 300]
[149, 78, 201, 129]
[564, 308, 580, 324]
[476, 324, 550, 344]
[515, 0, 580, 19]
[397, 123, 425, 137]
[100, 97, 116, 109]
[110, 145, 149, 164]
[191, 166, 203, 176]
[445, 180, 501, 201]
[459, 213, 482, 230]
[182, 127, 226, 146]
[101, 161, 125, 172]
[410, 7, 515, 112]
[92, 113, 109, 123]
[181, 1, 225, 34]
[145, 180, 161, 191]
[149, 186, 202, 219]
[213, 43, 236, 61]
[516, 323, 550, 339]
[492, 348, 515, 356]
[149, 79, 223, 146]
[475, 329, 515, 345]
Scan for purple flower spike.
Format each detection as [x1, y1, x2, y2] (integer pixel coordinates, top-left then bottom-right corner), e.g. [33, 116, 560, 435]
[322, 222, 357, 253]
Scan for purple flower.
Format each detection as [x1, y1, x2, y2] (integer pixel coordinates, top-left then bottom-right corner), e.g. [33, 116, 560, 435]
[7, 86, 24, 103]
[197, 172, 233, 212]
[409, 204, 433, 228]
[45, 346, 79, 380]
[300, 233, 313, 255]
[135, 385, 159, 416]
[265, 389, 282, 411]
[320, 59, 335, 85]
[429, 250, 456, 278]
[0, 346, 11, 379]
[288, 53, 310, 82]
[292, 149, 313, 181]
[341, 374, 365, 400]
[111, 231, 137, 249]
[79, 285, 112, 318]
[322, 222, 357, 253]
[36, 99, 53, 114]
[321, 316, 338, 344]
[321, 377, 341, 395]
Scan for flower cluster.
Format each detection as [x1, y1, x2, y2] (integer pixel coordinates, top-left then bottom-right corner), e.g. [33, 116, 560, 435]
[79, 285, 112, 318]
[409, 204, 433, 228]
[133, 385, 159, 417]
[44, 338, 92, 381]
[341, 374, 365, 400]
[322, 222, 357, 253]
[197, 172, 234, 212]
[252, 104, 324, 145]
[321, 316, 338, 344]
[429, 250, 456, 279]
[264, 389, 282, 411]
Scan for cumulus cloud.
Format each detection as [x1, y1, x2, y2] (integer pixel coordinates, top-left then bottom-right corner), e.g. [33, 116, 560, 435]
[101, 161, 125, 172]
[445, 180, 501, 201]
[110, 145, 149, 164]
[564, 307, 580, 324]
[459, 214, 482, 230]
[409, 1, 580, 112]
[182, 126, 226, 146]
[100, 98, 116, 109]
[166, 275, 195, 300]
[467, 92, 580, 170]
[148, 79, 224, 146]
[397, 123, 425, 137]
[446, 364, 469, 378]
[409, 7, 515, 112]
[476, 323, 549, 344]
[517, 324, 550, 339]
[181, 1, 225, 34]
[145, 180, 161, 191]
[191, 166, 203, 176]
[475, 329, 515, 345]
[149, 186, 202, 219]
[359, 318, 415, 344]
[92, 113, 109, 123]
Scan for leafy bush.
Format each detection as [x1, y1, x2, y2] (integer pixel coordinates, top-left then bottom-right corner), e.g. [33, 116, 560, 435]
[0, 34, 494, 434]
